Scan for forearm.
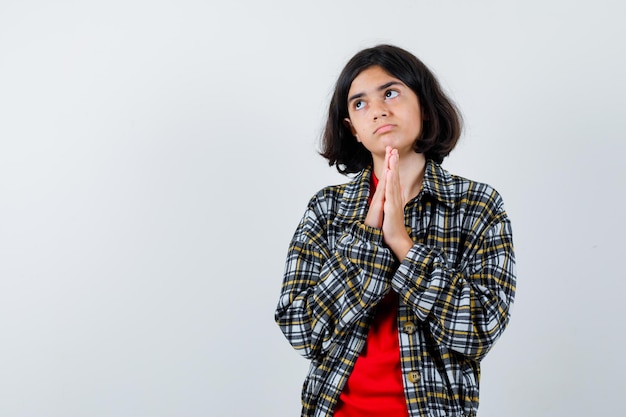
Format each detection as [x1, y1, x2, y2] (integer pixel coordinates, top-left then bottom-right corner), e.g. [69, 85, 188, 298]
[276, 222, 395, 359]
[391, 219, 516, 361]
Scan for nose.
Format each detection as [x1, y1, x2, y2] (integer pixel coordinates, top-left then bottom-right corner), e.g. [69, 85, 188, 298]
[371, 99, 388, 120]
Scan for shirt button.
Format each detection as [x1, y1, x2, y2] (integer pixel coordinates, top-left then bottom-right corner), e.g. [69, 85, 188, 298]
[408, 370, 420, 384]
[402, 321, 416, 334]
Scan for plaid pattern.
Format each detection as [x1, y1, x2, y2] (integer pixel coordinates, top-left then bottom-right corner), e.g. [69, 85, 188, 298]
[275, 160, 516, 417]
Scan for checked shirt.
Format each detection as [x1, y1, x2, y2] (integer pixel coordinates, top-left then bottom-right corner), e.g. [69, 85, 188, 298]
[275, 160, 516, 417]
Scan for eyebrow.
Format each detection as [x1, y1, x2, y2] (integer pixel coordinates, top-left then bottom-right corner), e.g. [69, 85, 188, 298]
[348, 81, 403, 103]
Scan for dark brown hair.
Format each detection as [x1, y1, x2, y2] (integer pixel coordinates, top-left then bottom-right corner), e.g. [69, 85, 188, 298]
[320, 44, 462, 174]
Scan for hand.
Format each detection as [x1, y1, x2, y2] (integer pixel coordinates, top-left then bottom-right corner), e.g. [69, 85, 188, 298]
[382, 149, 413, 259]
[364, 147, 413, 259]
[364, 147, 391, 229]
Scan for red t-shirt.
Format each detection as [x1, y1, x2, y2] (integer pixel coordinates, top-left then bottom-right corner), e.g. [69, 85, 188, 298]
[333, 173, 408, 417]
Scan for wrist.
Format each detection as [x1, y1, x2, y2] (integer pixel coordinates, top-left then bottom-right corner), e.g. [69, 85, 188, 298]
[388, 235, 413, 260]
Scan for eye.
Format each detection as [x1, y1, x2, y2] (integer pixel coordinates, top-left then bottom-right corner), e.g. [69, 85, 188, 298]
[354, 100, 365, 110]
[385, 89, 399, 99]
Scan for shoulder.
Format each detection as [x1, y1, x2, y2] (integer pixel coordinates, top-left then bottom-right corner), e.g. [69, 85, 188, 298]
[450, 173, 504, 212]
[289, 182, 350, 247]
[428, 162, 508, 223]
[305, 169, 368, 218]
[294, 170, 368, 239]
[307, 182, 348, 213]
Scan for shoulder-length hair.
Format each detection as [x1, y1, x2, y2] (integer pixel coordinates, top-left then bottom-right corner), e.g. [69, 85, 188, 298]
[320, 44, 463, 174]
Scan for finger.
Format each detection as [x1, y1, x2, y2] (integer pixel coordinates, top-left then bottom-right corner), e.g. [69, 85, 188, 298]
[386, 149, 397, 178]
[386, 154, 403, 206]
[372, 178, 385, 206]
[389, 152, 400, 189]
[391, 150, 399, 171]
[367, 167, 387, 228]
[385, 146, 392, 170]
[385, 168, 399, 204]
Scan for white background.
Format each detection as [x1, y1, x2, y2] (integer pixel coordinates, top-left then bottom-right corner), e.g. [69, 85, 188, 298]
[1, 1, 625, 416]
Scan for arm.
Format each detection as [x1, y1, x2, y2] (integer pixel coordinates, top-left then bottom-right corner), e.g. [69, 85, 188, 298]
[378, 148, 516, 361]
[275, 194, 395, 360]
[392, 208, 516, 361]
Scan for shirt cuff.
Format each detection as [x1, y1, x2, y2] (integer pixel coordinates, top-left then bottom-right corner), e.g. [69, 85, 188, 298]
[348, 221, 385, 245]
[391, 243, 446, 292]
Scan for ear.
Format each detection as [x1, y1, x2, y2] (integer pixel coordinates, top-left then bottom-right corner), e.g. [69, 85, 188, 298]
[343, 118, 359, 141]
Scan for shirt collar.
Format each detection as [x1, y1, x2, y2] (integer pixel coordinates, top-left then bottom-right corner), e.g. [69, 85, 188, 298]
[421, 159, 456, 209]
[331, 166, 372, 227]
[332, 159, 456, 227]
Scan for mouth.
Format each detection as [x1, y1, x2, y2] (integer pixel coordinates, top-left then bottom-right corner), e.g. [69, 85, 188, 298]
[374, 124, 395, 134]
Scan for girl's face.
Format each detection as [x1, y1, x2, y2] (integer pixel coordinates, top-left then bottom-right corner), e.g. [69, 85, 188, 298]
[344, 65, 423, 160]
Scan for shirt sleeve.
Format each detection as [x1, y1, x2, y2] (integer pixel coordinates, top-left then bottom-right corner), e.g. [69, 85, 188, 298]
[275, 194, 395, 360]
[391, 196, 516, 362]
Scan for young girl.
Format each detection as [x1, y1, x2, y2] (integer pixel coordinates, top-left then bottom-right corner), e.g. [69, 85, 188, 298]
[275, 44, 516, 417]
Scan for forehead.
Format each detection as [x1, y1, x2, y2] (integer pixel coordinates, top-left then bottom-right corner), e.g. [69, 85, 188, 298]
[348, 65, 404, 95]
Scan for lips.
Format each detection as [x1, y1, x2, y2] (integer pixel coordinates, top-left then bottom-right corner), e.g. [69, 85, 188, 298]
[374, 124, 395, 134]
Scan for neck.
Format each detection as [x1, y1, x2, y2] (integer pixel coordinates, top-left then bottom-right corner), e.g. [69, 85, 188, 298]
[373, 151, 426, 201]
